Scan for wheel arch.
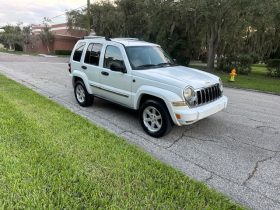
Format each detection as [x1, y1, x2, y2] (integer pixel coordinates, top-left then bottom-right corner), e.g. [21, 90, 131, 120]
[135, 86, 182, 125]
[71, 71, 93, 94]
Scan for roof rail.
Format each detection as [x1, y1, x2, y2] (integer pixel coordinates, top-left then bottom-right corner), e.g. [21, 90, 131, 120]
[113, 38, 139, 41]
[84, 35, 104, 39]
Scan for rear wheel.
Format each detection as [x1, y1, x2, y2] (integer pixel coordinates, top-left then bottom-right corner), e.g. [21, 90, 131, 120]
[140, 99, 172, 138]
[74, 81, 93, 107]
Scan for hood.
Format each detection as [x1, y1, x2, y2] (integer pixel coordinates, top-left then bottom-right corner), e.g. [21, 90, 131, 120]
[133, 65, 219, 89]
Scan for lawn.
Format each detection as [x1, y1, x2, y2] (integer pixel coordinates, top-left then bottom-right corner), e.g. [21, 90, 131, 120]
[0, 74, 242, 209]
[0, 48, 38, 56]
[190, 62, 280, 95]
[0, 49, 70, 57]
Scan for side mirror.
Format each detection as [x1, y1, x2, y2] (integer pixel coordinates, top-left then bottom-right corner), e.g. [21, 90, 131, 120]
[110, 63, 126, 73]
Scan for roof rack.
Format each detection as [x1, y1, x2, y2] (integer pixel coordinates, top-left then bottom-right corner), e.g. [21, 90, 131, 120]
[83, 35, 104, 39]
[83, 36, 112, 41]
[83, 36, 141, 43]
[113, 38, 139, 41]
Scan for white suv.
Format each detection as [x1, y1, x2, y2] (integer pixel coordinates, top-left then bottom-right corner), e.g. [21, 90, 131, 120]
[69, 37, 228, 137]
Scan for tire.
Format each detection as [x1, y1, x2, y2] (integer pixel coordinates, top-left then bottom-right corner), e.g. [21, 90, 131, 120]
[139, 99, 172, 138]
[74, 80, 94, 107]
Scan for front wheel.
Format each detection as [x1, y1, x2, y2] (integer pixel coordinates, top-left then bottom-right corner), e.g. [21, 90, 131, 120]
[74, 81, 94, 107]
[139, 99, 172, 138]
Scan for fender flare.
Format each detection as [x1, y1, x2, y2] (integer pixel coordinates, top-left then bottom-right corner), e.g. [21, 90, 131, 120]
[135, 86, 183, 125]
[71, 71, 93, 94]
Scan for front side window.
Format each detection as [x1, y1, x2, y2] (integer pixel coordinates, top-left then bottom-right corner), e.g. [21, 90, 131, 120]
[104, 45, 126, 70]
[84, 43, 103, 66]
[126, 46, 175, 70]
[73, 42, 86, 62]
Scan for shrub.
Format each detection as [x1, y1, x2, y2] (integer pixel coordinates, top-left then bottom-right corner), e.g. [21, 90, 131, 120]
[250, 53, 260, 64]
[217, 55, 253, 75]
[200, 52, 208, 63]
[55, 50, 72, 55]
[217, 56, 237, 73]
[238, 54, 253, 75]
[267, 59, 280, 77]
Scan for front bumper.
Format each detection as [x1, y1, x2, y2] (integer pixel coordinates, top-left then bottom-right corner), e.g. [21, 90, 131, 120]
[173, 96, 228, 126]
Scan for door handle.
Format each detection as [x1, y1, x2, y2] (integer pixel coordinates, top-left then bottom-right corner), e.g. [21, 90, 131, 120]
[101, 71, 109, 76]
[81, 65, 87, 70]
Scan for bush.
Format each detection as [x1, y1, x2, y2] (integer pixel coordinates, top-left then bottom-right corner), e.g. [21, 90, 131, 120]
[217, 55, 253, 75]
[217, 56, 237, 73]
[267, 59, 280, 77]
[250, 54, 260, 64]
[238, 54, 253, 75]
[55, 50, 72, 56]
[200, 53, 208, 63]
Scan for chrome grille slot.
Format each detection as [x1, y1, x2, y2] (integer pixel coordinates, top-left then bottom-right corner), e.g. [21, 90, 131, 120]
[195, 84, 222, 106]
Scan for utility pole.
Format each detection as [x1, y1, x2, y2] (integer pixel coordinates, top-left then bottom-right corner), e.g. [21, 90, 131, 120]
[87, 0, 91, 34]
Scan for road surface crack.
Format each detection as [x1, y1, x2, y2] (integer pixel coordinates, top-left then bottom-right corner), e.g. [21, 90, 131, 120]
[204, 174, 213, 183]
[226, 135, 280, 153]
[243, 153, 278, 185]
[165, 132, 185, 149]
[184, 135, 219, 143]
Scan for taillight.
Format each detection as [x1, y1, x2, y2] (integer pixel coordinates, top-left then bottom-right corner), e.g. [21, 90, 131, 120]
[68, 63, 71, 73]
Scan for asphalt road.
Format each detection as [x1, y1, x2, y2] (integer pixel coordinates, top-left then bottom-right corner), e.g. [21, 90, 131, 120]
[1, 52, 280, 209]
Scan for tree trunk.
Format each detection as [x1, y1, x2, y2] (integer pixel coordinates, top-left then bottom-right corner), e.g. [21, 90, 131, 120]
[207, 38, 215, 70]
[207, 24, 219, 71]
[9, 43, 13, 51]
[46, 45, 50, 54]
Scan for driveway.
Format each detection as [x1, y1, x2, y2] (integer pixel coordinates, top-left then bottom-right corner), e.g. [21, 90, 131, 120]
[1, 52, 280, 209]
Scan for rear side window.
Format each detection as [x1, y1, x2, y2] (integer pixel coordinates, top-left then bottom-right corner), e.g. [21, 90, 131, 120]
[84, 43, 103, 66]
[73, 42, 86, 62]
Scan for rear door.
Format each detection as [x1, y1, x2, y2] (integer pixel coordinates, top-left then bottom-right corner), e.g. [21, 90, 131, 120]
[71, 41, 86, 72]
[82, 42, 103, 95]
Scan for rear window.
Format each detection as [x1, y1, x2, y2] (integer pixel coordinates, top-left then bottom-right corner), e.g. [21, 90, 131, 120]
[73, 42, 86, 62]
[84, 43, 103, 66]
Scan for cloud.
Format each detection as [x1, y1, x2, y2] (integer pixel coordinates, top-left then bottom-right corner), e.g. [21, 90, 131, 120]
[0, 0, 86, 26]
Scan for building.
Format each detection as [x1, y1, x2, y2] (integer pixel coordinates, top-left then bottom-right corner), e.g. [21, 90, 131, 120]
[25, 23, 88, 54]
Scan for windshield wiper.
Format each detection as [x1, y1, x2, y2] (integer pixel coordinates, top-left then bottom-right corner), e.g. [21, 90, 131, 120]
[156, 62, 176, 67]
[136, 64, 157, 69]
[136, 62, 176, 70]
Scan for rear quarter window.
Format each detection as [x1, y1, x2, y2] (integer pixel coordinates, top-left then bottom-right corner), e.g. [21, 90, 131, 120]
[73, 42, 86, 62]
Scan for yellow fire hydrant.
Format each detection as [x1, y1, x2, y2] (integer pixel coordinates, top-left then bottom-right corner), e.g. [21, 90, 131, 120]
[229, 69, 237, 82]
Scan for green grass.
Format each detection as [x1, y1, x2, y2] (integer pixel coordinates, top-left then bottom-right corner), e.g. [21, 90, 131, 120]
[0, 48, 39, 56]
[190, 62, 280, 94]
[251, 64, 268, 75]
[0, 74, 243, 209]
[0, 49, 70, 58]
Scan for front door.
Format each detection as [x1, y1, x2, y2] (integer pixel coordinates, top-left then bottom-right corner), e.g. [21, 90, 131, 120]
[98, 44, 132, 107]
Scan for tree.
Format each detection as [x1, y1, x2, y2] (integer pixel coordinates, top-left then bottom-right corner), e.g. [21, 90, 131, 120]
[39, 18, 54, 54]
[0, 24, 22, 50]
[22, 26, 32, 52]
[67, 10, 88, 31]
[65, 0, 280, 66]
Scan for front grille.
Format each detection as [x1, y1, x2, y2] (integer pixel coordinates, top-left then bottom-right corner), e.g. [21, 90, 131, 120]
[195, 84, 222, 106]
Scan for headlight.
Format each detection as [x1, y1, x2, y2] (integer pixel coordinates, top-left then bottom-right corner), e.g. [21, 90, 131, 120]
[219, 78, 223, 92]
[183, 87, 195, 100]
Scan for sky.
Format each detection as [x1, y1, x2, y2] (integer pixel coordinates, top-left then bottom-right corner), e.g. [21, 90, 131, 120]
[0, 0, 87, 27]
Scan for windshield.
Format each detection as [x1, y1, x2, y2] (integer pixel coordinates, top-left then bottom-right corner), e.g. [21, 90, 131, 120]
[126, 46, 176, 70]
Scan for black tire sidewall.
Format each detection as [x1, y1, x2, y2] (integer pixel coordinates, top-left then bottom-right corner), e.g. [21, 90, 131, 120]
[140, 99, 172, 138]
[74, 81, 93, 107]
